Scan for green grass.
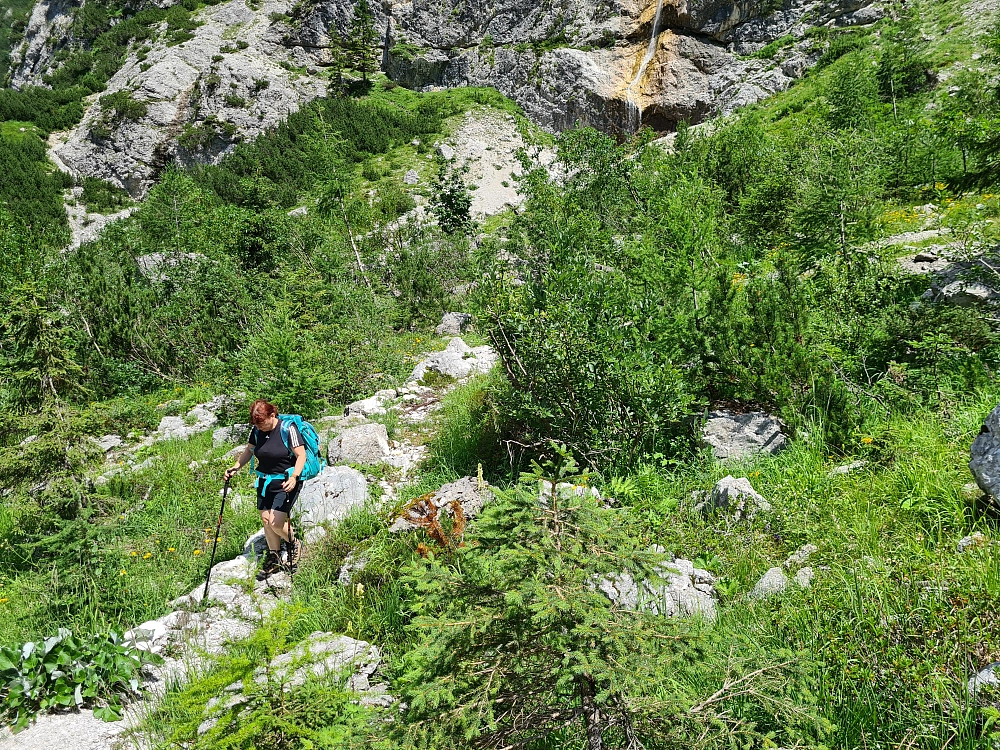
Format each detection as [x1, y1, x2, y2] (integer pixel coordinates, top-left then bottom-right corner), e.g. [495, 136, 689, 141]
[131, 378, 1000, 748]
[0, 424, 263, 646]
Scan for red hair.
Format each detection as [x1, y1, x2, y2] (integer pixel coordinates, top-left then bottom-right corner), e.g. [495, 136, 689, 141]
[250, 399, 278, 424]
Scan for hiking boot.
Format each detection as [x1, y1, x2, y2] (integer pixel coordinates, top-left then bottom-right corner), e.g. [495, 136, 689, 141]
[287, 538, 304, 573]
[255, 549, 281, 581]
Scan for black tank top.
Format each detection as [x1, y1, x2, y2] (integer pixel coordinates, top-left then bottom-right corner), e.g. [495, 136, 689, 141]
[249, 420, 302, 475]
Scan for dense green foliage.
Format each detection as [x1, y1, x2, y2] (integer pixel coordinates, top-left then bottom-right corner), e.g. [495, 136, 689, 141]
[2, 0, 1000, 745]
[0, 628, 160, 729]
[480, 11, 1000, 470]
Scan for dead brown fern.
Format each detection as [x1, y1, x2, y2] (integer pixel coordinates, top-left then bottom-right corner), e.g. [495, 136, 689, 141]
[402, 493, 466, 550]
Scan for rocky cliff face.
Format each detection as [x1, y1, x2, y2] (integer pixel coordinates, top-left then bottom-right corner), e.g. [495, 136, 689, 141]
[42, 0, 326, 196]
[10, 0, 881, 195]
[8, 0, 80, 89]
[287, 0, 883, 133]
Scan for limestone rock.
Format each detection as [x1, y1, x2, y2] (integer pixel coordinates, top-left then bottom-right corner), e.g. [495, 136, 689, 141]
[47, 0, 327, 198]
[702, 410, 787, 461]
[794, 567, 815, 589]
[749, 567, 789, 599]
[390, 476, 491, 532]
[403, 169, 420, 185]
[957, 532, 988, 553]
[295, 465, 368, 527]
[969, 662, 1000, 698]
[407, 337, 498, 384]
[123, 619, 170, 654]
[704, 476, 771, 520]
[784, 544, 817, 569]
[829, 460, 868, 477]
[750, 565, 813, 599]
[344, 390, 397, 418]
[970, 404, 1000, 504]
[598, 556, 716, 620]
[435, 312, 473, 336]
[94, 435, 123, 452]
[266, 632, 381, 691]
[337, 551, 367, 585]
[9, 0, 78, 89]
[328, 423, 393, 466]
[213, 424, 251, 447]
[136, 253, 207, 282]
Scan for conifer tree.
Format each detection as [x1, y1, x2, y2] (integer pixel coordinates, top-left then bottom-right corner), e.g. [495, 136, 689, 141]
[349, 0, 380, 83]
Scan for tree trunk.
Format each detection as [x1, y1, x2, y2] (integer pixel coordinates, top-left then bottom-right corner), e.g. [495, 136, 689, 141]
[579, 675, 603, 750]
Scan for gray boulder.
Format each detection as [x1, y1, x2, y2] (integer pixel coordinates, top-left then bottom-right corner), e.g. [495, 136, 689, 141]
[94, 435, 123, 452]
[403, 169, 420, 185]
[328, 423, 393, 466]
[598, 556, 716, 621]
[957, 532, 988, 553]
[784, 544, 817, 568]
[213, 424, 251, 448]
[390, 476, 492, 532]
[969, 662, 1000, 698]
[970, 404, 1000, 504]
[704, 476, 771, 520]
[702, 410, 787, 461]
[435, 312, 473, 336]
[749, 567, 789, 599]
[296, 465, 368, 528]
[407, 337, 499, 384]
[749, 565, 813, 599]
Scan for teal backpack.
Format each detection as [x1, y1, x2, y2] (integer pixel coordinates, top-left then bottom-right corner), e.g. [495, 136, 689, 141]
[277, 414, 324, 481]
[251, 415, 325, 488]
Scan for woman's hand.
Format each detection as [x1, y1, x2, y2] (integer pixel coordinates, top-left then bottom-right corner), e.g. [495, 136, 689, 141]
[224, 464, 241, 481]
[282, 475, 298, 492]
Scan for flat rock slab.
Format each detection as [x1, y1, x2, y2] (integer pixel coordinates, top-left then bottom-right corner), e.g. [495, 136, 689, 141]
[0, 707, 128, 750]
[295, 465, 368, 527]
[407, 337, 498, 384]
[702, 410, 786, 461]
[328, 423, 393, 466]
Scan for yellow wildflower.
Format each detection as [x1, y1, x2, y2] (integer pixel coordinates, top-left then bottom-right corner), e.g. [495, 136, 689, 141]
[861, 436, 874, 445]
[167, 547, 176, 552]
[130, 551, 138, 557]
[143, 553, 152, 559]
[119, 568, 127, 576]
[0, 598, 7, 604]
[193, 550, 202, 555]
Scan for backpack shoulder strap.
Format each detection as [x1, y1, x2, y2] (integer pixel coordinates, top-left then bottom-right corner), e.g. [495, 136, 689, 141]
[277, 417, 294, 457]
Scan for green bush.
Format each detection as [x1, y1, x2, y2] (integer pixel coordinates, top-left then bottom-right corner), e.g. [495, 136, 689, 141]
[0, 629, 161, 730]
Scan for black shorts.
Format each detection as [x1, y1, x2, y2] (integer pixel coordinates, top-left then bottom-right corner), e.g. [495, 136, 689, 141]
[257, 483, 302, 514]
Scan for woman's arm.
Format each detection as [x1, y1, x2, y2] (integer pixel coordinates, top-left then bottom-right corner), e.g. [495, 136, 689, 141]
[224, 444, 255, 480]
[282, 446, 307, 491]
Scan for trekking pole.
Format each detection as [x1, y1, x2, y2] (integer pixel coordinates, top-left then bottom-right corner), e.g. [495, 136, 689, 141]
[202, 477, 230, 603]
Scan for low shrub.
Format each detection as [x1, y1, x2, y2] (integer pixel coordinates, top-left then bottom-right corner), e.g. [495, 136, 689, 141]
[0, 629, 161, 730]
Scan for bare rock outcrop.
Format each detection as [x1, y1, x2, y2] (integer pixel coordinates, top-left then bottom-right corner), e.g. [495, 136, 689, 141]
[44, 0, 326, 197]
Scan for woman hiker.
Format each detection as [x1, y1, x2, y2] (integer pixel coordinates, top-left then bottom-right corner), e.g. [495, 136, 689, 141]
[224, 399, 305, 579]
